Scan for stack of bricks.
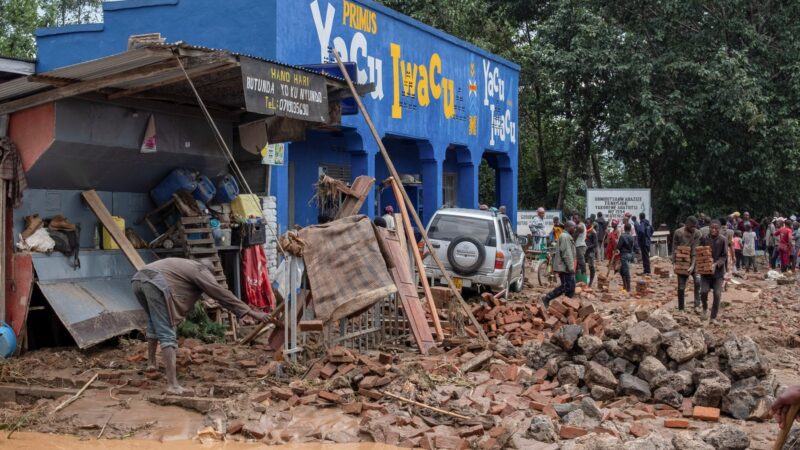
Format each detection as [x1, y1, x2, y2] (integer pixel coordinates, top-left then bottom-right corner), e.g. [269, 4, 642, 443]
[653, 267, 670, 279]
[468, 296, 605, 346]
[635, 280, 648, 296]
[673, 245, 691, 275]
[695, 246, 714, 275]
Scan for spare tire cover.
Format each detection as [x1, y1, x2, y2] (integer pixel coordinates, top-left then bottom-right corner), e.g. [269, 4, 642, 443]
[447, 236, 486, 276]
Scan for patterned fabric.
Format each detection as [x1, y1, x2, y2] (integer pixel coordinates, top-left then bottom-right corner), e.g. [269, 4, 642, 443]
[0, 137, 27, 208]
[299, 215, 397, 323]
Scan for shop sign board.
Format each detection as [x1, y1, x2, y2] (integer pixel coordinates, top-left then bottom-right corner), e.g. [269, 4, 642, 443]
[516, 210, 562, 236]
[240, 56, 329, 123]
[586, 188, 652, 221]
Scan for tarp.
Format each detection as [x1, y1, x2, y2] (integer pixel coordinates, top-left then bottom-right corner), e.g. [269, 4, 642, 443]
[32, 250, 156, 348]
[299, 215, 397, 323]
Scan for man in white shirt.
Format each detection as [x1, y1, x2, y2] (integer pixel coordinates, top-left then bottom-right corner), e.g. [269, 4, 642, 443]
[382, 205, 396, 230]
[529, 207, 548, 251]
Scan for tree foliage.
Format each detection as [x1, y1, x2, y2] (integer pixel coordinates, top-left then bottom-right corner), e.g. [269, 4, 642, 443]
[0, 0, 101, 59]
[379, 0, 800, 225]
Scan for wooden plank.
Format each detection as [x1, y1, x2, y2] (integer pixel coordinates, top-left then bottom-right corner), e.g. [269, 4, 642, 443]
[389, 177, 443, 342]
[6, 254, 33, 341]
[82, 190, 146, 270]
[335, 175, 375, 219]
[379, 229, 436, 354]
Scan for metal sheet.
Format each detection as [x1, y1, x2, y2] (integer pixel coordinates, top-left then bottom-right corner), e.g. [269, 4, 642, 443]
[32, 250, 157, 349]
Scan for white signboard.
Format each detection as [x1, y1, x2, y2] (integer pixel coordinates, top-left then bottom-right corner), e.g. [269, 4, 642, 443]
[586, 188, 651, 222]
[261, 143, 286, 166]
[517, 210, 563, 236]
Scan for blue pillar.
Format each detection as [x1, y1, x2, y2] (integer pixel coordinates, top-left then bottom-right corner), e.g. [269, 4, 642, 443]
[457, 147, 477, 208]
[495, 153, 518, 227]
[271, 144, 290, 233]
[419, 141, 443, 226]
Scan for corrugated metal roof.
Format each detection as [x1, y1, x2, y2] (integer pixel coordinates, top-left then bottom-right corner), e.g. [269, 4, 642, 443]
[0, 42, 354, 104]
[33, 250, 157, 349]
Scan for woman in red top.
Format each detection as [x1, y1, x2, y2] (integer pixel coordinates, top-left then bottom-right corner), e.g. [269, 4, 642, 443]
[775, 219, 794, 271]
[605, 220, 620, 261]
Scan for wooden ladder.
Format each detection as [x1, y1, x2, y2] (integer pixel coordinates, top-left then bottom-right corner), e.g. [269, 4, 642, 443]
[177, 213, 238, 340]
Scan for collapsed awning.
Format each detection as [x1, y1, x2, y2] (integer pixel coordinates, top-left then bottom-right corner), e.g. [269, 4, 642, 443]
[33, 250, 157, 349]
[0, 42, 373, 132]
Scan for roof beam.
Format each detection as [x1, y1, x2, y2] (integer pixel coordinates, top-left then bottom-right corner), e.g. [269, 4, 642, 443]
[0, 60, 179, 115]
[106, 61, 239, 100]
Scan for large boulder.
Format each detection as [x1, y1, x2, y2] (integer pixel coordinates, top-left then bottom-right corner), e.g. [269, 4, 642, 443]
[552, 325, 583, 351]
[665, 329, 707, 363]
[585, 361, 619, 389]
[721, 375, 777, 421]
[618, 321, 662, 362]
[653, 386, 683, 409]
[622, 434, 673, 450]
[580, 397, 603, 419]
[617, 374, 652, 401]
[494, 335, 519, 357]
[557, 364, 586, 386]
[721, 336, 770, 380]
[637, 356, 667, 383]
[563, 408, 600, 429]
[609, 357, 635, 376]
[527, 415, 558, 443]
[651, 371, 693, 396]
[524, 341, 567, 371]
[578, 335, 604, 358]
[645, 309, 678, 332]
[700, 424, 750, 450]
[672, 432, 714, 450]
[692, 369, 731, 408]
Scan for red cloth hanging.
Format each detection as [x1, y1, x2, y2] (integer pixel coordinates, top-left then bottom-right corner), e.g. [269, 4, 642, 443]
[241, 245, 274, 312]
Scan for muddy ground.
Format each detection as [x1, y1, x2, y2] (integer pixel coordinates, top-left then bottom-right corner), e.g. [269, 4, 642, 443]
[0, 256, 798, 448]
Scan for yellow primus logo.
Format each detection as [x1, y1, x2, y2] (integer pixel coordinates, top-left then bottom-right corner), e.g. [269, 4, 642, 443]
[390, 43, 455, 120]
[342, 0, 377, 34]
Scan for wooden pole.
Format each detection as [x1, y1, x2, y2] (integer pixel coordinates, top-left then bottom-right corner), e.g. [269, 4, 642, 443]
[388, 177, 443, 341]
[330, 48, 488, 343]
[774, 402, 800, 450]
[380, 390, 470, 420]
[52, 373, 98, 413]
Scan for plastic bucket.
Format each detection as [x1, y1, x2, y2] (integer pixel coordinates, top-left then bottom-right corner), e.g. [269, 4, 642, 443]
[192, 175, 217, 204]
[213, 176, 239, 204]
[102, 216, 125, 250]
[0, 322, 17, 358]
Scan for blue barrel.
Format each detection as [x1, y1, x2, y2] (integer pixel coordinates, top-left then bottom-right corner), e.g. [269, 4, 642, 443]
[192, 175, 216, 204]
[0, 323, 16, 358]
[213, 175, 239, 204]
[150, 168, 197, 206]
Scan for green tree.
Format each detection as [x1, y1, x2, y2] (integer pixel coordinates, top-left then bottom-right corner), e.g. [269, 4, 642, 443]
[0, 0, 101, 59]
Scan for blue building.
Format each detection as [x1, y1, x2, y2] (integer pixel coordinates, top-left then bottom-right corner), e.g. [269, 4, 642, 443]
[35, 0, 519, 230]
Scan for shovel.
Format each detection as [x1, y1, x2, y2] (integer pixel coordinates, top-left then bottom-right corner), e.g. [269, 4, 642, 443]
[774, 402, 800, 450]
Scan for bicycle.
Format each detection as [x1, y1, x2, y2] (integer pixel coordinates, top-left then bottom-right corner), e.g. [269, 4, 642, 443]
[530, 243, 558, 288]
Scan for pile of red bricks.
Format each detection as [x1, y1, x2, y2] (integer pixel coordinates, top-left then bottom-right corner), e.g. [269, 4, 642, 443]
[467, 296, 605, 346]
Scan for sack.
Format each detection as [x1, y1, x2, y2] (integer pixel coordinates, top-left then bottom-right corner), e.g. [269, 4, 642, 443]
[16, 228, 55, 253]
[48, 224, 81, 269]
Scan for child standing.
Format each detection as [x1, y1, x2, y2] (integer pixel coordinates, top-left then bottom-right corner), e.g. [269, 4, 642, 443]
[743, 223, 757, 272]
[733, 231, 744, 270]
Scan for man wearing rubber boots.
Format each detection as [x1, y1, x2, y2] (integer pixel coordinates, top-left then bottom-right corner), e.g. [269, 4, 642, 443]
[131, 257, 269, 394]
[672, 216, 702, 312]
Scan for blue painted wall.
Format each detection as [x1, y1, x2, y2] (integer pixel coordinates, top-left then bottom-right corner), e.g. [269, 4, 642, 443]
[35, 0, 519, 230]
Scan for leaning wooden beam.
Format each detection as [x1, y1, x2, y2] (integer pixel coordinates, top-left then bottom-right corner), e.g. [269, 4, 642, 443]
[388, 177, 443, 341]
[0, 61, 179, 115]
[82, 190, 146, 271]
[331, 48, 489, 343]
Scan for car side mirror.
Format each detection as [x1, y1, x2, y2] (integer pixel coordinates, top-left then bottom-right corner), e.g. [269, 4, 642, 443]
[516, 235, 529, 247]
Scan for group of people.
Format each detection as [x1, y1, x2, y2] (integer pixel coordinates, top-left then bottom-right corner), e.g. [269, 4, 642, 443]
[530, 208, 654, 307]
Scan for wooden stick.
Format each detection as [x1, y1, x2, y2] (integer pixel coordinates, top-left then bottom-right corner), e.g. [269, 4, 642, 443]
[388, 177, 443, 341]
[774, 402, 800, 450]
[97, 413, 113, 439]
[380, 390, 470, 420]
[52, 373, 98, 413]
[238, 302, 283, 345]
[331, 48, 488, 343]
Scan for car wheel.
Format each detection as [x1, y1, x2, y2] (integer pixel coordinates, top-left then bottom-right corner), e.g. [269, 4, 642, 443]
[447, 235, 486, 276]
[510, 263, 524, 292]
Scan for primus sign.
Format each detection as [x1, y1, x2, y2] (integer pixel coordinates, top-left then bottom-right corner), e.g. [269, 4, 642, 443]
[586, 189, 651, 221]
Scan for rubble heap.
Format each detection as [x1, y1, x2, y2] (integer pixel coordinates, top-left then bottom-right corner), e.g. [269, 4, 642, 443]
[520, 307, 775, 446]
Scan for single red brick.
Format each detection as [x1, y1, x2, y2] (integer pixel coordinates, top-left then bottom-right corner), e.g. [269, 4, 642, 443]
[664, 418, 690, 429]
[559, 425, 588, 439]
[692, 406, 720, 422]
[681, 398, 693, 417]
[629, 423, 650, 438]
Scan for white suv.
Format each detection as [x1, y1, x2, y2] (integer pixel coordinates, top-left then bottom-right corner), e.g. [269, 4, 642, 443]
[422, 208, 526, 293]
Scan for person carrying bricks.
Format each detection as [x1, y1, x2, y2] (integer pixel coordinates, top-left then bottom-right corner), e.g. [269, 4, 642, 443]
[698, 220, 728, 322]
[671, 216, 702, 312]
[540, 220, 577, 308]
[131, 257, 270, 395]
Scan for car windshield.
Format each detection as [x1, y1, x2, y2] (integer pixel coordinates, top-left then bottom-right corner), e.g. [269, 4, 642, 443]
[428, 215, 494, 245]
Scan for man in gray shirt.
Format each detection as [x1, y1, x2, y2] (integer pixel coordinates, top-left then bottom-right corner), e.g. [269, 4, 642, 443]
[132, 257, 269, 394]
[672, 216, 702, 311]
[541, 221, 577, 307]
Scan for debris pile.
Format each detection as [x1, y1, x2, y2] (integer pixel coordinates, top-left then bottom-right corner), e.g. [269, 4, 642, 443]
[470, 294, 604, 345]
[518, 307, 776, 445]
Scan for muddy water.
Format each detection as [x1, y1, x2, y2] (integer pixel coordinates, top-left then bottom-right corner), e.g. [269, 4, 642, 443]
[1, 433, 405, 449]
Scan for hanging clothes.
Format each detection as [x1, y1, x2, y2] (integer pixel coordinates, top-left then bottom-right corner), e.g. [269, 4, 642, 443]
[241, 245, 274, 312]
[0, 137, 28, 208]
